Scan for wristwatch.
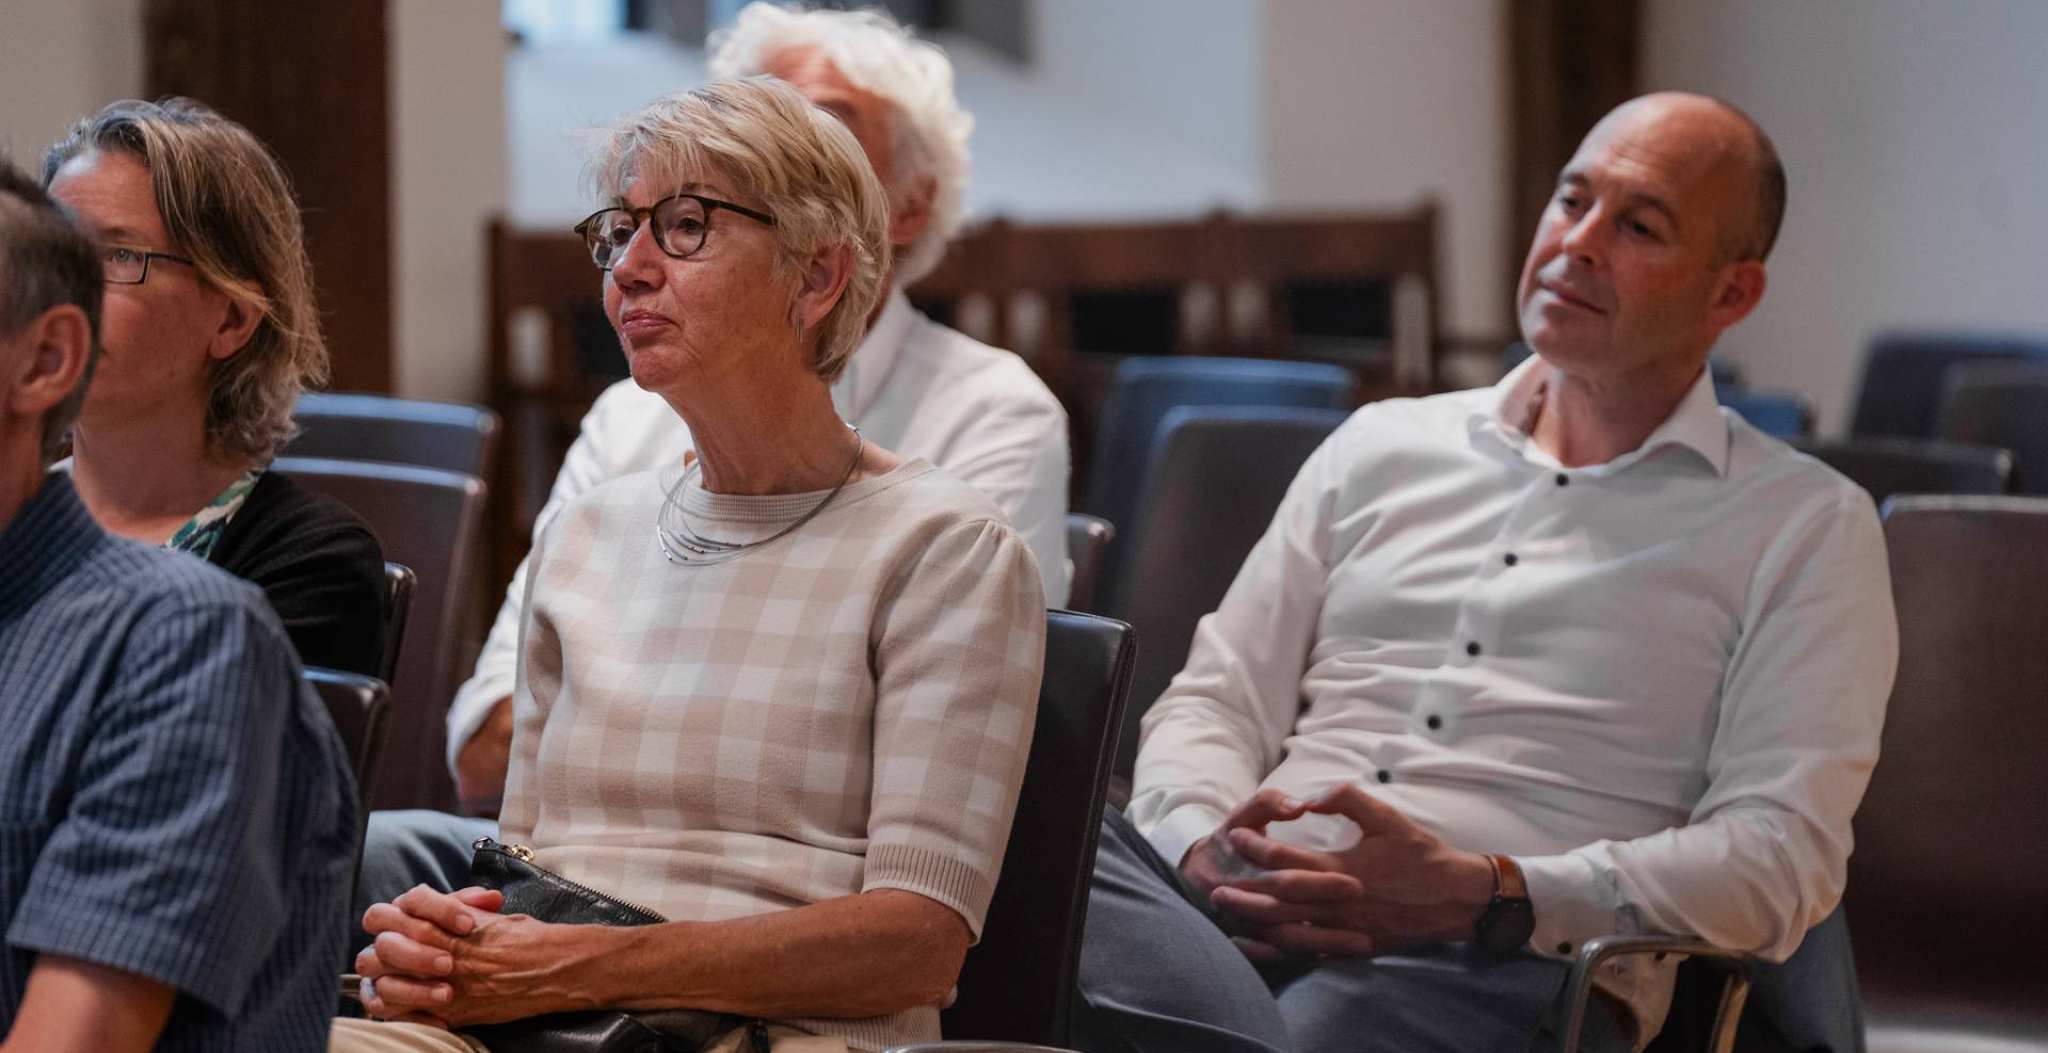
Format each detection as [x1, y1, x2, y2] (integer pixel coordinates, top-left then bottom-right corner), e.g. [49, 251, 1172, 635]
[1474, 853, 1536, 953]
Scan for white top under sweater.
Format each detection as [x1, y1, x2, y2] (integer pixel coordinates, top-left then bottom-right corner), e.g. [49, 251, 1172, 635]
[499, 458, 1047, 1052]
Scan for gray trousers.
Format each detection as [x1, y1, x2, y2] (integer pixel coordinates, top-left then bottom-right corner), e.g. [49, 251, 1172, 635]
[350, 809, 498, 956]
[1073, 808, 1632, 1053]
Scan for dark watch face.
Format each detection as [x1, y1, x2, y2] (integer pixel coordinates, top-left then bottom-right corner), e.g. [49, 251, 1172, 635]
[1477, 899, 1536, 954]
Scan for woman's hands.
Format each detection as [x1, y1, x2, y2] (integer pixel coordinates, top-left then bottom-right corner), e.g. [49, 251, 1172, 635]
[356, 883, 616, 1028]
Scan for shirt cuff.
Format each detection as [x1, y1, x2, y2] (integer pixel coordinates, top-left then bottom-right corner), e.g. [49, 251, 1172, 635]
[1143, 803, 1228, 873]
[444, 662, 514, 773]
[1517, 850, 1634, 958]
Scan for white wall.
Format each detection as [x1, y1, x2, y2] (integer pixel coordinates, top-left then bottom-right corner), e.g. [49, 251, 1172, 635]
[503, 1, 1269, 228]
[1644, 0, 2048, 433]
[0, 0, 144, 167]
[390, 0, 508, 401]
[1264, 0, 1510, 343]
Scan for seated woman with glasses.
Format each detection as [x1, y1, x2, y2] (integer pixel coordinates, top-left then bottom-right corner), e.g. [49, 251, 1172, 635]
[332, 78, 1045, 1053]
[43, 97, 384, 678]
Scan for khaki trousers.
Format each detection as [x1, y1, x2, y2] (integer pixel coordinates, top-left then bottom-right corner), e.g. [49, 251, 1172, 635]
[329, 1017, 849, 1052]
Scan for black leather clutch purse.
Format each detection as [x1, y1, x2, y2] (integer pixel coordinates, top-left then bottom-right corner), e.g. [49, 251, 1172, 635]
[460, 838, 766, 1053]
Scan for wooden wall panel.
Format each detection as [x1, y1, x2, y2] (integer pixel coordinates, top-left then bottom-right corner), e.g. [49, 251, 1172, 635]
[144, 0, 392, 393]
[1508, 0, 1640, 306]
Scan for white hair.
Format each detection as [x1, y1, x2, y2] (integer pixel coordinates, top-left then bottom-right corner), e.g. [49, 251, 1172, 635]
[709, 3, 972, 285]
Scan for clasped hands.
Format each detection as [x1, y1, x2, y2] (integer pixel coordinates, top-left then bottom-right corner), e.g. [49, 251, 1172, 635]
[354, 884, 596, 1028]
[1180, 784, 1497, 962]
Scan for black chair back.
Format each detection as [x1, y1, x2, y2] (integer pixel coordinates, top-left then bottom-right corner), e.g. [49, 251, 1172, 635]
[1850, 331, 2048, 439]
[1064, 513, 1116, 613]
[1934, 360, 2048, 494]
[1107, 405, 1348, 775]
[1793, 437, 2013, 507]
[1848, 496, 2048, 1030]
[380, 562, 416, 688]
[1084, 356, 1354, 599]
[288, 392, 501, 480]
[276, 457, 485, 813]
[304, 666, 392, 804]
[944, 610, 1136, 1047]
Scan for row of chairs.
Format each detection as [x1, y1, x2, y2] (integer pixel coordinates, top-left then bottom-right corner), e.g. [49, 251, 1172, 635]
[279, 394, 501, 812]
[1059, 355, 2048, 1052]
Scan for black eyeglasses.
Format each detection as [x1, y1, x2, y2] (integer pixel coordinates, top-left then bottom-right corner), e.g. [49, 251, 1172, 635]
[102, 245, 196, 285]
[572, 192, 777, 271]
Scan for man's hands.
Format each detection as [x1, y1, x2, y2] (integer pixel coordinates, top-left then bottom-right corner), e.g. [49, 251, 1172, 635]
[1190, 783, 1498, 963]
[355, 883, 558, 1028]
[454, 697, 514, 813]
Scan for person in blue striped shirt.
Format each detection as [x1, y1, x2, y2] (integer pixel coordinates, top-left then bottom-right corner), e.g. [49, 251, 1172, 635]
[0, 154, 357, 1053]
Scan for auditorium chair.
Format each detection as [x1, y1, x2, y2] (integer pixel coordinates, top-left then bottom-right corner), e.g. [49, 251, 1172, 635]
[1791, 437, 2012, 507]
[1718, 389, 1815, 439]
[1105, 405, 1349, 776]
[1847, 496, 2048, 1052]
[380, 561, 415, 689]
[305, 666, 392, 903]
[286, 391, 501, 481]
[1849, 331, 2048, 440]
[1084, 356, 1355, 606]
[891, 610, 1134, 1052]
[1934, 360, 2048, 494]
[1063, 514, 1116, 614]
[275, 457, 486, 813]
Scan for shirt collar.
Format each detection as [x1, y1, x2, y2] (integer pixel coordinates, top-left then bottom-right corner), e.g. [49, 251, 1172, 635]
[0, 472, 107, 623]
[1474, 354, 1730, 477]
[830, 287, 915, 423]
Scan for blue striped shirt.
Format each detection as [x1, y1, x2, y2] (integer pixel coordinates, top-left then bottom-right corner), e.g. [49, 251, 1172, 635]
[0, 473, 357, 1051]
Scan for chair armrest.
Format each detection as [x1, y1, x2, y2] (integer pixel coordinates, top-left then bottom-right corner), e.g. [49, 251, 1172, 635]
[884, 1044, 1081, 1053]
[1557, 936, 1757, 1053]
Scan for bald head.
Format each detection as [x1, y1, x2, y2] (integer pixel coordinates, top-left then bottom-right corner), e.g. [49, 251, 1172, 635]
[1592, 92, 1785, 262]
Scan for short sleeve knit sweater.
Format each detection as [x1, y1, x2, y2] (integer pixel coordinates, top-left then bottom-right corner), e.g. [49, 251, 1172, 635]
[498, 458, 1046, 1051]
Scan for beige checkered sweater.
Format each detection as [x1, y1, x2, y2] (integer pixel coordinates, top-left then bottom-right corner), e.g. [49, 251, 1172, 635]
[497, 458, 1046, 1052]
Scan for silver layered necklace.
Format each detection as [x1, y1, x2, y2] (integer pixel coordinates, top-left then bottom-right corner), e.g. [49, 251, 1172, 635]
[655, 423, 864, 567]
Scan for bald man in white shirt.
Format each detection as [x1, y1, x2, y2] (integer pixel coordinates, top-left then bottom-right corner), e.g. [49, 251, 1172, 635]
[1075, 93, 1895, 1053]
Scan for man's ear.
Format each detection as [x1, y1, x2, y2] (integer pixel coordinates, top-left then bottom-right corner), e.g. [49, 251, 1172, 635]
[792, 242, 855, 335]
[1707, 259, 1767, 332]
[5, 305, 94, 419]
[207, 293, 264, 361]
[888, 174, 936, 251]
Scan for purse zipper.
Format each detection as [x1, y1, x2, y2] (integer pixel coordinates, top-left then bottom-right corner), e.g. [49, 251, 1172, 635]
[473, 837, 671, 923]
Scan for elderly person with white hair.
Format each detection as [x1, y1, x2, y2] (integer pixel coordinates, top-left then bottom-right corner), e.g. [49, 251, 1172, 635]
[329, 77, 1045, 1053]
[438, 0, 1068, 811]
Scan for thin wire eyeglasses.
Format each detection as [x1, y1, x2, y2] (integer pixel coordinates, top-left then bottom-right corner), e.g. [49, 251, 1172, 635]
[102, 245, 196, 285]
[573, 192, 777, 272]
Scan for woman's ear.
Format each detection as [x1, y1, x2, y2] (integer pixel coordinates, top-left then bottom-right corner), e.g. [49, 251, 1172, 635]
[792, 243, 855, 334]
[208, 293, 265, 361]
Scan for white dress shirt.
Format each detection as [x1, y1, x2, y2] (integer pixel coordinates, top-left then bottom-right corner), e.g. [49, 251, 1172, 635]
[446, 289, 1070, 766]
[1129, 357, 1896, 1038]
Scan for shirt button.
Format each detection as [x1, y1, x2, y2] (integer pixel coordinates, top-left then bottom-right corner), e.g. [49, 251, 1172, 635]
[1425, 714, 1443, 730]
[1503, 552, 1518, 567]
[1375, 770, 1391, 784]
[1555, 473, 1570, 487]
[1558, 942, 1575, 956]
[1465, 641, 1482, 657]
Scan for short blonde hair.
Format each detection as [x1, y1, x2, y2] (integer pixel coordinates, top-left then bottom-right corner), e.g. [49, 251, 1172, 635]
[591, 78, 889, 383]
[44, 97, 327, 462]
[709, 3, 974, 285]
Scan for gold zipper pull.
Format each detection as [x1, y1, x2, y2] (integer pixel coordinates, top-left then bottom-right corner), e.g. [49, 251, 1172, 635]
[509, 844, 535, 861]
